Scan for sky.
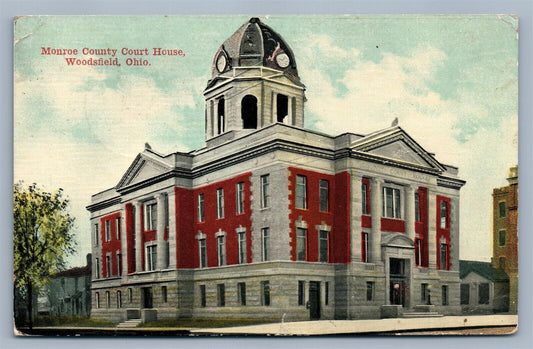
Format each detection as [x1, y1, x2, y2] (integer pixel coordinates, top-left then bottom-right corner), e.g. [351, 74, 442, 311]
[13, 15, 518, 266]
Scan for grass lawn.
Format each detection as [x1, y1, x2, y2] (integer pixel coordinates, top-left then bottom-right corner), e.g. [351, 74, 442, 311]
[33, 316, 115, 327]
[137, 318, 279, 328]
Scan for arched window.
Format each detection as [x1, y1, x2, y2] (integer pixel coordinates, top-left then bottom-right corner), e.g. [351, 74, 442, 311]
[242, 95, 258, 129]
[217, 98, 225, 134]
[276, 94, 288, 123]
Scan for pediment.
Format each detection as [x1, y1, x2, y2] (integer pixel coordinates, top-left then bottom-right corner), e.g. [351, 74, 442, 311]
[116, 152, 172, 190]
[352, 126, 446, 172]
[381, 233, 414, 248]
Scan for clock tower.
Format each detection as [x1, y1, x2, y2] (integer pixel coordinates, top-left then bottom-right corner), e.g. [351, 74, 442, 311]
[204, 17, 306, 141]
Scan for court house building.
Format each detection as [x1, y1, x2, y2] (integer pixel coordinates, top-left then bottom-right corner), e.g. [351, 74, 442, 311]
[87, 18, 465, 323]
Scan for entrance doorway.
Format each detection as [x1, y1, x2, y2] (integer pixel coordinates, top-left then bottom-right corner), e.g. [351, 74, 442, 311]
[389, 258, 409, 307]
[309, 281, 321, 320]
[141, 287, 153, 309]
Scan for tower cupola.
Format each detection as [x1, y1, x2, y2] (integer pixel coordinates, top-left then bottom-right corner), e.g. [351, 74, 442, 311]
[204, 17, 306, 142]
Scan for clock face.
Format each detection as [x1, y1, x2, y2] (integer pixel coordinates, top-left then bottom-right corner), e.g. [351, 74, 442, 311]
[276, 53, 290, 68]
[216, 54, 227, 73]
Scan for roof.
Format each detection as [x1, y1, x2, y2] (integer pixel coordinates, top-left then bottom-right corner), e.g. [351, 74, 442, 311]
[210, 17, 301, 84]
[53, 265, 91, 278]
[459, 260, 509, 282]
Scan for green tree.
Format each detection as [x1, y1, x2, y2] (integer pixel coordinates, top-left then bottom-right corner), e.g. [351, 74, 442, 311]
[13, 182, 76, 330]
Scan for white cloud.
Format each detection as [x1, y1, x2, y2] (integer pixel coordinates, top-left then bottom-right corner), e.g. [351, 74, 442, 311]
[14, 64, 194, 265]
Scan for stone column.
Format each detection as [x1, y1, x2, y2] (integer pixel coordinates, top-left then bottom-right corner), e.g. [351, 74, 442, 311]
[121, 207, 128, 276]
[156, 193, 167, 270]
[167, 189, 176, 269]
[427, 189, 437, 270]
[350, 173, 363, 262]
[134, 201, 142, 272]
[287, 96, 293, 125]
[272, 91, 277, 124]
[370, 177, 383, 263]
[405, 185, 416, 241]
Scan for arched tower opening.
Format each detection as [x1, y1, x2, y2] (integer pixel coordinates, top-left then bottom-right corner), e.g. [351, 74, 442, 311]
[276, 94, 289, 123]
[217, 98, 225, 134]
[242, 95, 258, 129]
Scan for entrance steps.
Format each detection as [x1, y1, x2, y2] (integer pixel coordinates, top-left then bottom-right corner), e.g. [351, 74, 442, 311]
[403, 312, 443, 318]
[116, 319, 143, 328]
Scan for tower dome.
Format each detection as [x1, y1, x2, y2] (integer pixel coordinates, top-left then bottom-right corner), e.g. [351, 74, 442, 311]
[204, 18, 306, 142]
[210, 17, 301, 85]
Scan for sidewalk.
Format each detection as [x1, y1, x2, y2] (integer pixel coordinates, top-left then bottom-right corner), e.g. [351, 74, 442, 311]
[190, 315, 518, 336]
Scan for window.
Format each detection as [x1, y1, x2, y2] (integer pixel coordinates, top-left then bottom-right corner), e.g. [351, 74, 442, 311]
[238, 282, 246, 306]
[361, 232, 368, 263]
[106, 255, 111, 277]
[261, 281, 271, 306]
[117, 291, 122, 308]
[415, 192, 420, 222]
[442, 285, 448, 305]
[95, 258, 100, 279]
[439, 243, 448, 270]
[319, 230, 328, 263]
[325, 282, 329, 305]
[298, 281, 305, 306]
[440, 201, 448, 229]
[241, 95, 258, 129]
[217, 98, 225, 134]
[216, 188, 224, 219]
[383, 187, 401, 219]
[295, 175, 307, 209]
[260, 175, 270, 208]
[94, 223, 99, 246]
[366, 281, 374, 301]
[105, 220, 111, 241]
[198, 239, 207, 268]
[217, 284, 225, 307]
[197, 193, 204, 222]
[146, 245, 157, 271]
[95, 292, 100, 309]
[106, 291, 110, 308]
[276, 94, 289, 123]
[499, 230, 506, 246]
[460, 284, 470, 305]
[117, 253, 122, 276]
[116, 217, 121, 240]
[238, 231, 246, 264]
[132, 248, 136, 272]
[162, 286, 167, 303]
[415, 239, 422, 267]
[499, 257, 506, 269]
[145, 202, 157, 230]
[478, 283, 489, 304]
[362, 182, 369, 215]
[236, 182, 244, 214]
[296, 228, 307, 261]
[319, 180, 329, 212]
[421, 283, 429, 304]
[128, 288, 133, 303]
[200, 285, 206, 307]
[499, 201, 506, 218]
[261, 228, 269, 262]
[217, 235, 226, 266]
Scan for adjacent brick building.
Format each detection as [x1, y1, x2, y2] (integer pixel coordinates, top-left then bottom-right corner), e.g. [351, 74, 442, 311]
[87, 18, 465, 323]
[492, 165, 518, 313]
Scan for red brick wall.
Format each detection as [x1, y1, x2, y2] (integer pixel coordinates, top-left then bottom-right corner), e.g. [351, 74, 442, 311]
[288, 167, 350, 263]
[100, 212, 121, 277]
[436, 195, 451, 270]
[192, 173, 252, 268]
[415, 187, 428, 267]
